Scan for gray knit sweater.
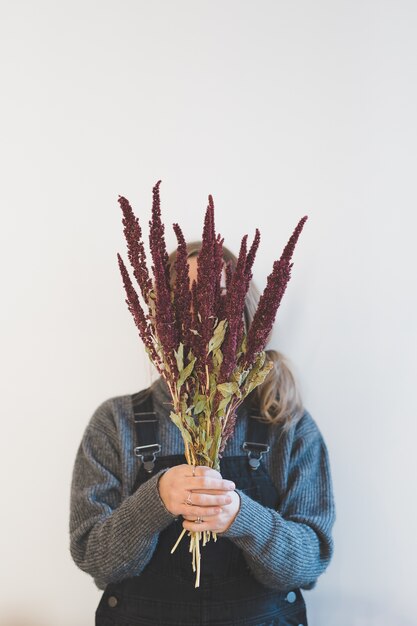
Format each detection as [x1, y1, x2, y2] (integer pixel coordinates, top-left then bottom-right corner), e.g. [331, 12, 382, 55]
[70, 377, 335, 592]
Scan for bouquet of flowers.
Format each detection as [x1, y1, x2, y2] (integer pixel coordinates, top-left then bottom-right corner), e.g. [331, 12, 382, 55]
[117, 180, 307, 586]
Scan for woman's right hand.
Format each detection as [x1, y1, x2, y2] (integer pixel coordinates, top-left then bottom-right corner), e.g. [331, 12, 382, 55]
[157, 464, 235, 518]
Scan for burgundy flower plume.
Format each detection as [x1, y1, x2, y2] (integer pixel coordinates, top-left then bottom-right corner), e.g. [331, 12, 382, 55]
[195, 197, 220, 367]
[118, 195, 153, 303]
[244, 215, 308, 366]
[172, 222, 192, 349]
[117, 253, 158, 364]
[149, 180, 178, 374]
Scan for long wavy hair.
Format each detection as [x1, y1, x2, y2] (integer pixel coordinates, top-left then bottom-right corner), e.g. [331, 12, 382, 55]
[168, 241, 304, 428]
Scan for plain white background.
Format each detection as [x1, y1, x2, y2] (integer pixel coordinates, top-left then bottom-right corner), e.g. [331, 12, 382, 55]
[1, 1, 416, 625]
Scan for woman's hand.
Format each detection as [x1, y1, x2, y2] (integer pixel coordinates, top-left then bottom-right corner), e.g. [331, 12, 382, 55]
[182, 485, 241, 534]
[158, 465, 237, 527]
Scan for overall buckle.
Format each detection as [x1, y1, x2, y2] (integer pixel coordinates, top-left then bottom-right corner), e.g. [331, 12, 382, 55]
[242, 442, 270, 470]
[134, 443, 161, 473]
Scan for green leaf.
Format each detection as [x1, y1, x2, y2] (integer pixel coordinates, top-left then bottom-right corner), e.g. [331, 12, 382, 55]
[210, 421, 222, 460]
[194, 396, 207, 415]
[174, 343, 184, 373]
[217, 382, 239, 397]
[170, 411, 183, 429]
[238, 369, 250, 385]
[230, 367, 250, 388]
[243, 356, 273, 396]
[184, 413, 197, 433]
[181, 428, 193, 444]
[177, 356, 197, 390]
[208, 319, 227, 354]
[235, 334, 247, 361]
[170, 411, 194, 445]
[209, 374, 217, 401]
[212, 348, 223, 370]
[217, 396, 231, 414]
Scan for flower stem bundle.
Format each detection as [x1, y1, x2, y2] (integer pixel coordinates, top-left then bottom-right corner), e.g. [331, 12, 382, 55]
[117, 180, 307, 586]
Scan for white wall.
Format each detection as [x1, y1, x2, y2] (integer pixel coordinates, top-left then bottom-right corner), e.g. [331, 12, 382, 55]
[1, 1, 416, 624]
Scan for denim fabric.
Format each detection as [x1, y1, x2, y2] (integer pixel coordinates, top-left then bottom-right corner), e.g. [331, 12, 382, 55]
[96, 453, 307, 626]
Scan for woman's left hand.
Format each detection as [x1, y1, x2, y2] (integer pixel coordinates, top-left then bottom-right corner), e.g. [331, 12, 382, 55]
[181, 479, 241, 534]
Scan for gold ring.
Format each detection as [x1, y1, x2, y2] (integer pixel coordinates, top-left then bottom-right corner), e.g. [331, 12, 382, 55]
[192, 465, 196, 477]
[186, 491, 192, 506]
[195, 516, 203, 524]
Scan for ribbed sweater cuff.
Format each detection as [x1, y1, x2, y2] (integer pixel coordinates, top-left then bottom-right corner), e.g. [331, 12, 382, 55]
[130, 468, 176, 532]
[221, 489, 269, 538]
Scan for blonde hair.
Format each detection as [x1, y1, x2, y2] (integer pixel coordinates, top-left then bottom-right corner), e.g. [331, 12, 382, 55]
[168, 241, 304, 427]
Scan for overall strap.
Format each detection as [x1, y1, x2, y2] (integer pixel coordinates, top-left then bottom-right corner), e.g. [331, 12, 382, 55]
[131, 388, 161, 473]
[242, 407, 270, 470]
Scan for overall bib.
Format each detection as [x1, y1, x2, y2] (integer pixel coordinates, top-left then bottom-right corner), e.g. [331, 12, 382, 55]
[96, 390, 308, 626]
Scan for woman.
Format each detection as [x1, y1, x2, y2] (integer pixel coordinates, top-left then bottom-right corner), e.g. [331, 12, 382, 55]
[70, 242, 335, 626]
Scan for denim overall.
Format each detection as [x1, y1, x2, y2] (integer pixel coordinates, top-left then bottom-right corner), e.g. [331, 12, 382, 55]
[96, 390, 308, 626]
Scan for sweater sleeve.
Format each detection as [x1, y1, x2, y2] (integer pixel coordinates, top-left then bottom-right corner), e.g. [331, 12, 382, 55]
[221, 411, 335, 591]
[69, 399, 176, 589]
